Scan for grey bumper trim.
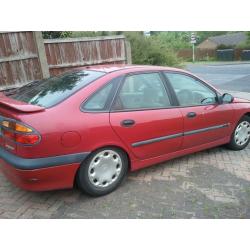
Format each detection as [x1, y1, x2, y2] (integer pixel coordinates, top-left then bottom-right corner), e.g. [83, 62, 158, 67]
[0, 147, 90, 170]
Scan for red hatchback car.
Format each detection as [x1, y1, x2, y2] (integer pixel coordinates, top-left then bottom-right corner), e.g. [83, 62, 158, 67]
[0, 65, 250, 196]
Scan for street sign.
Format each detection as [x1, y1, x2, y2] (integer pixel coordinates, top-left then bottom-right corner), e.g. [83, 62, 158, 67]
[190, 32, 196, 44]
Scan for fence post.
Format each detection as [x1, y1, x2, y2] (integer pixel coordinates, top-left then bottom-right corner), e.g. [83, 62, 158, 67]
[34, 32, 50, 79]
[125, 39, 132, 64]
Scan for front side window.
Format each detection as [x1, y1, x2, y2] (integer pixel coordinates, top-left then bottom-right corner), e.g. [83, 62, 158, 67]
[11, 70, 105, 108]
[113, 73, 171, 110]
[165, 73, 217, 106]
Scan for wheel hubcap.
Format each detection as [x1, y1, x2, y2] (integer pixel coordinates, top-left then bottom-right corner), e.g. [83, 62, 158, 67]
[234, 121, 250, 146]
[88, 150, 122, 188]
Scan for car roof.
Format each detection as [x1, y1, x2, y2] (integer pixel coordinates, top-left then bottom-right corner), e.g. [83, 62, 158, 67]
[74, 64, 188, 74]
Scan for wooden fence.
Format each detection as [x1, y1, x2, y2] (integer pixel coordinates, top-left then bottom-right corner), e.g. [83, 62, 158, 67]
[44, 36, 131, 75]
[0, 32, 49, 90]
[176, 48, 216, 61]
[177, 48, 249, 61]
[0, 32, 131, 90]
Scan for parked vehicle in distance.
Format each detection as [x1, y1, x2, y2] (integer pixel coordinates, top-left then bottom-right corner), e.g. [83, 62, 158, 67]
[0, 64, 250, 196]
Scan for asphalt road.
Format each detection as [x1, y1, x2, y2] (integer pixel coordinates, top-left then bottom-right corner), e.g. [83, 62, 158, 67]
[186, 63, 250, 93]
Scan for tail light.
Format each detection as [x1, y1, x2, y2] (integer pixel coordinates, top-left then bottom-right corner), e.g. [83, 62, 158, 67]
[1, 119, 40, 145]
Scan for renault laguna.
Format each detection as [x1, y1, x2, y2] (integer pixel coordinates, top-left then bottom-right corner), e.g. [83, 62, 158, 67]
[0, 65, 250, 196]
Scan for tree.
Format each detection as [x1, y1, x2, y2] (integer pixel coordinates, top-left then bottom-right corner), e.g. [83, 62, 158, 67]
[124, 32, 180, 66]
[247, 32, 250, 44]
[42, 31, 72, 39]
[153, 32, 190, 49]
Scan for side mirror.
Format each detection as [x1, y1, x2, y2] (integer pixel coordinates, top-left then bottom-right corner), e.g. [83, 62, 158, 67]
[221, 93, 234, 103]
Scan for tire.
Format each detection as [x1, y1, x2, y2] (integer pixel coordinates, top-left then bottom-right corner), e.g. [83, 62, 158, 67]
[226, 115, 250, 150]
[76, 147, 128, 197]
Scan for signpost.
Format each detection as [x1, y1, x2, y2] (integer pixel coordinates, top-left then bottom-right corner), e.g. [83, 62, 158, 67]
[190, 32, 196, 63]
[144, 31, 151, 37]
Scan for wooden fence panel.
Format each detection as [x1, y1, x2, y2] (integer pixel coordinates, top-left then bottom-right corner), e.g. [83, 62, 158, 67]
[177, 48, 216, 61]
[0, 32, 45, 90]
[0, 33, 131, 89]
[44, 35, 129, 76]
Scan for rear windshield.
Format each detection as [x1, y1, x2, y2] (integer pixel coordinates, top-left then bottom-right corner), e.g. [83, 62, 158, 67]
[11, 70, 105, 108]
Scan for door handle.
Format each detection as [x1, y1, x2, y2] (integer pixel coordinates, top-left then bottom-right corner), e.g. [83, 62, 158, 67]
[186, 112, 197, 118]
[121, 119, 135, 127]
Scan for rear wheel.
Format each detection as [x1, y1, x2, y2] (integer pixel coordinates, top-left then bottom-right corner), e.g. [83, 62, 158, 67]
[77, 147, 128, 196]
[226, 116, 250, 150]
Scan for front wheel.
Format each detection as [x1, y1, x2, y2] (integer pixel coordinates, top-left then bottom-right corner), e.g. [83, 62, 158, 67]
[226, 116, 250, 150]
[77, 147, 128, 196]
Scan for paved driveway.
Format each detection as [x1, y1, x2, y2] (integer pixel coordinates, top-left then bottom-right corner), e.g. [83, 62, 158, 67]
[1, 144, 250, 219]
[0, 63, 250, 219]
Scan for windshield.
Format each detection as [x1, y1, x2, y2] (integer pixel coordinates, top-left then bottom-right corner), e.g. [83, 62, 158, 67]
[11, 70, 105, 108]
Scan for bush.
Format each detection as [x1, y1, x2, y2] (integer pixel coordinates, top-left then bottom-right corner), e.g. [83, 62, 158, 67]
[236, 41, 250, 50]
[153, 32, 190, 49]
[124, 32, 180, 67]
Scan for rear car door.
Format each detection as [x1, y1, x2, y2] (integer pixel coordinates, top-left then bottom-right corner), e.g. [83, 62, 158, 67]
[109, 72, 183, 160]
[164, 72, 234, 149]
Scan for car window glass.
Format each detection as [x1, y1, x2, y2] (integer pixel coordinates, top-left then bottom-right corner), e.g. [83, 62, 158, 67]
[83, 81, 114, 111]
[113, 73, 171, 110]
[165, 73, 217, 106]
[11, 70, 105, 108]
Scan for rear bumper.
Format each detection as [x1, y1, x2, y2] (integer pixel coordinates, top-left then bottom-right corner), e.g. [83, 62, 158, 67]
[0, 147, 90, 191]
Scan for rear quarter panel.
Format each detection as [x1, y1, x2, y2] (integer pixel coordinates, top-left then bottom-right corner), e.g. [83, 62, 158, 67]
[15, 71, 138, 161]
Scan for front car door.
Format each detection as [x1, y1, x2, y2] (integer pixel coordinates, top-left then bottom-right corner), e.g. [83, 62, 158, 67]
[109, 72, 183, 160]
[164, 72, 234, 149]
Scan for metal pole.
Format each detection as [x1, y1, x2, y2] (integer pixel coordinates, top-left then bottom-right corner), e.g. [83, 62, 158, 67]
[192, 43, 195, 63]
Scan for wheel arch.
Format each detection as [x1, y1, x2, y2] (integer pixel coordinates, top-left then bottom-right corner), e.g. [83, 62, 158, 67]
[73, 144, 132, 188]
[244, 112, 250, 119]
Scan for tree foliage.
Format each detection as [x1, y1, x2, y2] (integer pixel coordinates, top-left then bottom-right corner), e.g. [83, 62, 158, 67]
[124, 32, 180, 66]
[151, 32, 191, 49]
[42, 31, 72, 39]
[236, 31, 250, 49]
[247, 32, 250, 44]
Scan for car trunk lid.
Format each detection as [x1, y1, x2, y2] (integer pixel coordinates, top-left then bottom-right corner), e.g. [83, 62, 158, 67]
[0, 93, 45, 113]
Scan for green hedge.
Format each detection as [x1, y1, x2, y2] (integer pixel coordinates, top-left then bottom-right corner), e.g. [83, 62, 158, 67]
[124, 32, 180, 67]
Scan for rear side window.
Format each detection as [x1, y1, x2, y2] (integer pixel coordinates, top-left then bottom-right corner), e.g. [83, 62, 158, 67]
[113, 73, 171, 110]
[82, 76, 122, 112]
[11, 70, 105, 108]
[83, 81, 115, 111]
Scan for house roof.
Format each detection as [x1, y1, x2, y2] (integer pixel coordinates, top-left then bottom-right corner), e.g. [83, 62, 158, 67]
[209, 32, 247, 46]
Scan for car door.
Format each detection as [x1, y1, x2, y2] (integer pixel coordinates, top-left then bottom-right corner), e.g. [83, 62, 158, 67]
[164, 72, 234, 149]
[109, 72, 183, 160]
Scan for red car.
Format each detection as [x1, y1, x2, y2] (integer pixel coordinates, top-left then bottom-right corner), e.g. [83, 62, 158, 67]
[0, 65, 250, 196]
